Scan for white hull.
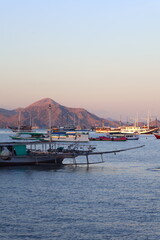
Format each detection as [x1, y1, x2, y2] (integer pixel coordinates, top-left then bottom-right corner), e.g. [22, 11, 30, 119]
[49, 134, 89, 142]
[121, 126, 158, 134]
[125, 135, 139, 140]
[95, 126, 158, 135]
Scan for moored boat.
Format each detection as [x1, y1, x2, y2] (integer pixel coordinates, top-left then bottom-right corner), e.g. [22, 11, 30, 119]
[95, 127, 121, 134]
[154, 133, 160, 139]
[10, 132, 47, 141]
[0, 141, 94, 166]
[50, 133, 89, 142]
[9, 125, 33, 132]
[124, 133, 139, 140]
[45, 129, 89, 142]
[0, 140, 145, 167]
[10, 129, 89, 143]
[120, 126, 158, 134]
[95, 125, 158, 135]
[89, 135, 127, 141]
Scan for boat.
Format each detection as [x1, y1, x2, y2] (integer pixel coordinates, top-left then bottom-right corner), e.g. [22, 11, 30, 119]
[10, 128, 89, 143]
[95, 127, 121, 134]
[10, 132, 47, 141]
[8, 110, 38, 132]
[0, 141, 145, 167]
[95, 124, 158, 135]
[89, 132, 139, 141]
[45, 129, 89, 142]
[0, 141, 94, 166]
[50, 133, 89, 142]
[120, 125, 158, 134]
[154, 133, 160, 139]
[89, 135, 127, 141]
[124, 133, 139, 140]
[9, 125, 33, 132]
[107, 133, 139, 140]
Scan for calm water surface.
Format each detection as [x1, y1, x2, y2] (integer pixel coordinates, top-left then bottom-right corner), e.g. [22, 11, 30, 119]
[1, 130, 160, 240]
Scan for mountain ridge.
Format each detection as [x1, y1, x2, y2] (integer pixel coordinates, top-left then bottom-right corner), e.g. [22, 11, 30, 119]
[0, 98, 119, 129]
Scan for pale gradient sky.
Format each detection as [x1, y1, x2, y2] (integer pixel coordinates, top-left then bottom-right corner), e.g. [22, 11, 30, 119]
[1, 0, 160, 122]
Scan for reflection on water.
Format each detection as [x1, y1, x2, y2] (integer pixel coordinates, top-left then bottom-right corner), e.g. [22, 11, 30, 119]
[1, 131, 160, 239]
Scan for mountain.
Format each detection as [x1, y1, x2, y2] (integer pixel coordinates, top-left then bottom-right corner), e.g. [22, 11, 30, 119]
[0, 98, 120, 129]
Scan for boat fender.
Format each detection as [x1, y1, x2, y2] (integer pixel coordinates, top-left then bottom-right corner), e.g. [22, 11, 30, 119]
[0, 147, 12, 160]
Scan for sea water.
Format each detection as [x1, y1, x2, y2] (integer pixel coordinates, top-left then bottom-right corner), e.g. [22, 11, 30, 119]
[0, 129, 160, 240]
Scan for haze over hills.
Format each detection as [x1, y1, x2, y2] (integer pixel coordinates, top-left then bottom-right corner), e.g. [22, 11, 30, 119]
[0, 98, 120, 129]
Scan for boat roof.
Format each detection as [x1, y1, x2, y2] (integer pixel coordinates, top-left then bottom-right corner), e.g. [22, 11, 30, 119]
[0, 141, 46, 146]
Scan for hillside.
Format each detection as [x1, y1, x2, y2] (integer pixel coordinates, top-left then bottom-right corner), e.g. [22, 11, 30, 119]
[0, 98, 119, 129]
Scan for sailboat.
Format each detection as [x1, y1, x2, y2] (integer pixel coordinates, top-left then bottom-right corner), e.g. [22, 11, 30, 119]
[9, 110, 33, 132]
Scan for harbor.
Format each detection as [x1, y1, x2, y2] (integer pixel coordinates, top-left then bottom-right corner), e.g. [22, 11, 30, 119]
[1, 129, 160, 239]
[0, 129, 144, 167]
[1, 0, 160, 239]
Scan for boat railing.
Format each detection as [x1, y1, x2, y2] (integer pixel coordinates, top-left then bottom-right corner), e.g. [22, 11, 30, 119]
[0, 141, 96, 157]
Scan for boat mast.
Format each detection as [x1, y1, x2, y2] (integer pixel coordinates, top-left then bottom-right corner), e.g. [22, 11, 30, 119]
[147, 112, 150, 129]
[18, 110, 21, 132]
[119, 115, 122, 127]
[135, 113, 139, 127]
[48, 104, 52, 142]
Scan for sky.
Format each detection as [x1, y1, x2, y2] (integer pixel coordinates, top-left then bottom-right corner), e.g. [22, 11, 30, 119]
[1, 0, 160, 122]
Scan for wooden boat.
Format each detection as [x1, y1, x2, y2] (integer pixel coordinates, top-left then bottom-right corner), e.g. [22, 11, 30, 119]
[9, 125, 33, 132]
[0, 141, 145, 167]
[95, 127, 121, 134]
[0, 141, 94, 166]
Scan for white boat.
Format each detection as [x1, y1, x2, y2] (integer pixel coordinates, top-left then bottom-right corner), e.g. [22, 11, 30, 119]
[45, 130, 89, 142]
[50, 133, 89, 142]
[120, 126, 158, 134]
[95, 124, 158, 135]
[124, 133, 139, 140]
[104, 133, 139, 140]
